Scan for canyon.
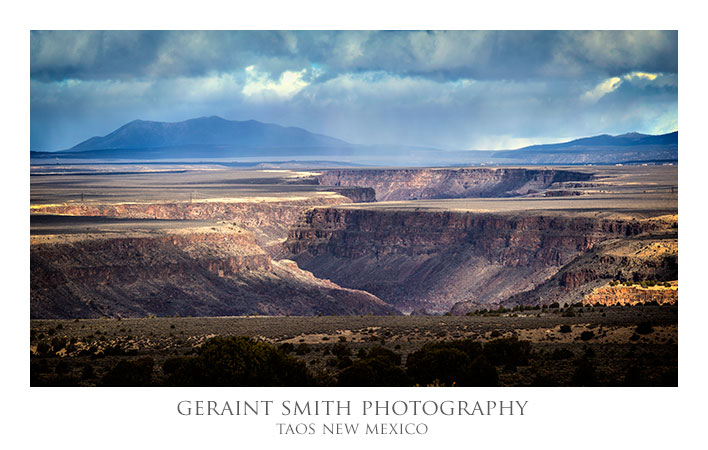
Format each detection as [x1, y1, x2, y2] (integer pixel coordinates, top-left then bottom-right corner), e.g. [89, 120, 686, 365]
[315, 168, 594, 201]
[30, 164, 678, 318]
[31, 220, 395, 318]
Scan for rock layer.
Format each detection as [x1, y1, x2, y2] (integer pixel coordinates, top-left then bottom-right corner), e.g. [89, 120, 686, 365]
[284, 207, 676, 313]
[583, 283, 677, 306]
[316, 168, 594, 201]
[31, 194, 365, 255]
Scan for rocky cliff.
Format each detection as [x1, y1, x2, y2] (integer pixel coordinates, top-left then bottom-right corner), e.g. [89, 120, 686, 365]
[31, 192, 369, 255]
[31, 224, 397, 319]
[489, 230, 678, 312]
[316, 168, 594, 201]
[583, 283, 677, 306]
[284, 207, 676, 313]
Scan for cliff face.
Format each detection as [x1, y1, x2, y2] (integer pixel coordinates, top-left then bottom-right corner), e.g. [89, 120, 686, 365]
[477, 230, 678, 313]
[284, 208, 676, 313]
[31, 194, 366, 255]
[31, 225, 397, 319]
[316, 168, 594, 201]
[583, 283, 677, 306]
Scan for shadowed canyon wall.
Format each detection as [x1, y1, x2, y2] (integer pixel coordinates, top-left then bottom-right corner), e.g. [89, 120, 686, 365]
[284, 208, 676, 314]
[31, 225, 397, 319]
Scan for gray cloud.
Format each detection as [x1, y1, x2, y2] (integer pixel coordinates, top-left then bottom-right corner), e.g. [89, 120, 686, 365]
[31, 31, 678, 82]
[30, 30, 678, 151]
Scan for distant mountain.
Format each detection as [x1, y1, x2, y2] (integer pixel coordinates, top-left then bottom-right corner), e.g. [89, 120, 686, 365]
[493, 131, 677, 164]
[30, 117, 678, 166]
[70, 116, 349, 151]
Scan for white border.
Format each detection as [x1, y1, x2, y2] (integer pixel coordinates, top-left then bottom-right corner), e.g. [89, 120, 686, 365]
[6, 2, 707, 449]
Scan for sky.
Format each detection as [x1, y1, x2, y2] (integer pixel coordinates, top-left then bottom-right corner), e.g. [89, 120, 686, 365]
[30, 30, 678, 151]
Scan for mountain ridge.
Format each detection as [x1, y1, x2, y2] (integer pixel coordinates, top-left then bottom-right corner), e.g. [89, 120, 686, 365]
[31, 116, 678, 165]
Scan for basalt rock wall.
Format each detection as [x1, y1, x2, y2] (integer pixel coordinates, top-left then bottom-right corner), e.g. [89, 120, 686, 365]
[31, 195, 359, 254]
[316, 168, 594, 201]
[284, 207, 674, 313]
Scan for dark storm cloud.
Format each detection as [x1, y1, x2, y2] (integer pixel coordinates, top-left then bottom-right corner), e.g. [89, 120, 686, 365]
[31, 30, 678, 82]
[30, 30, 678, 151]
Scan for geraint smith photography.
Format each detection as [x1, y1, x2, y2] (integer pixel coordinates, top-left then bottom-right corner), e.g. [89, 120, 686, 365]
[29, 30, 678, 387]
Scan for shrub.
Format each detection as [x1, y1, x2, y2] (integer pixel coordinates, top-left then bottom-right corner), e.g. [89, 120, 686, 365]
[336, 356, 353, 369]
[331, 343, 351, 357]
[550, 348, 574, 360]
[549, 302, 560, 309]
[162, 337, 313, 387]
[278, 342, 294, 354]
[570, 358, 597, 386]
[51, 337, 66, 353]
[100, 357, 155, 386]
[338, 346, 407, 387]
[562, 307, 576, 317]
[580, 331, 595, 341]
[635, 322, 654, 335]
[295, 343, 311, 355]
[559, 325, 572, 333]
[36, 341, 51, 356]
[406, 340, 497, 387]
[483, 337, 531, 367]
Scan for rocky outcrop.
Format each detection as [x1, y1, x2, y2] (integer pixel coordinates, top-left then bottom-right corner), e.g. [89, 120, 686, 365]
[489, 232, 678, 312]
[284, 207, 676, 314]
[31, 224, 397, 319]
[316, 168, 594, 201]
[583, 283, 677, 306]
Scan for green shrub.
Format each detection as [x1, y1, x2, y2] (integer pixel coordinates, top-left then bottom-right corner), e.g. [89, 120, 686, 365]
[162, 336, 313, 387]
[580, 331, 595, 341]
[483, 337, 531, 367]
[100, 357, 155, 386]
[562, 307, 576, 317]
[406, 340, 497, 387]
[338, 346, 407, 387]
[559, 325, 572, 333]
